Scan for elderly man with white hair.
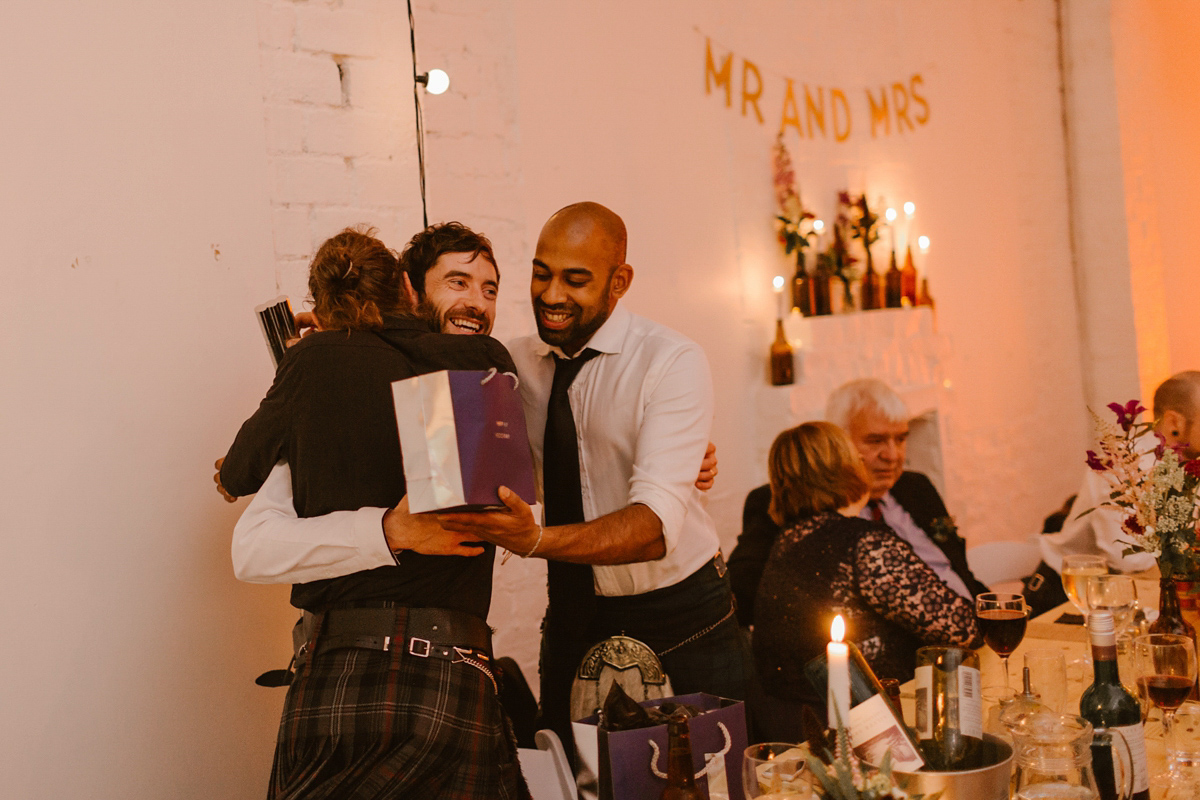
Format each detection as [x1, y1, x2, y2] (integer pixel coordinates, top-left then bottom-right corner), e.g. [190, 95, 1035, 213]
[728, 378, 989, 626]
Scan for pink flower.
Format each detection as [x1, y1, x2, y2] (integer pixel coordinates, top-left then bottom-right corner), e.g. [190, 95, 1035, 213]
[1086, 450, 1108, 472]
[1154, 431, 1167, 459]
[1107, 400, 1147, 432]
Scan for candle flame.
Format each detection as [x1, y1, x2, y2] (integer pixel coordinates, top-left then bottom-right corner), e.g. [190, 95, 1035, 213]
[813, 219, 825, 233]
[831, 615, 845, 643]
[885, 207, 897, 223]
[772, 275, 785, 292]
[903, 201, 916, 217]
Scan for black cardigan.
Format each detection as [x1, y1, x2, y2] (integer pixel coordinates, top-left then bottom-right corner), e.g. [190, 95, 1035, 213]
[221, 315, 517, 617]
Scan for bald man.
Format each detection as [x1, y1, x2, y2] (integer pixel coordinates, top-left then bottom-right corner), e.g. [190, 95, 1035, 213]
[440, 202, 751, 759]
[1026, 371, 1200, 613]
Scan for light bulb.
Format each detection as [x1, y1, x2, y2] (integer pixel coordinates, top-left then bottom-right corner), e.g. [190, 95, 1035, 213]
[813, 219, 825, 233]
[772, 275, 785, 292]
[903, 201, 916, 217]
[885, 207, 897, 223]
[422, 68, 450, 95]
[918, 235, 930, 253]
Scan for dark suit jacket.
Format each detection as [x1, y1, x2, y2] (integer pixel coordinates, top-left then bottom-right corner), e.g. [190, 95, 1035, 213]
[727, 471, 989, 626]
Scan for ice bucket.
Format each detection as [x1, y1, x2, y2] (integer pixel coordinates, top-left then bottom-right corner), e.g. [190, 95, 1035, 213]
[881, 734, 1014, 800]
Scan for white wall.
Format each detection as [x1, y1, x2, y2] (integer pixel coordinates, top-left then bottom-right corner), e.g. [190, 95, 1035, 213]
[0, 0, 1154, 795]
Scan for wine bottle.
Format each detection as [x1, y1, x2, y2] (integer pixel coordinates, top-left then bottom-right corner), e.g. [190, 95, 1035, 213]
[768, 320, 794, 386]
[860, 252, 880, 310]
[812, 253, 832, 316]
[913, 645, 984, 770]
[884, 249, 902, 308]
[659, 711, 706, 800]
[917, 277, 935, 309]
[791, 251, 813, 316]
[1079, 610, 1150, 800]
[804, 645, 925, 772]
[900, 245, 918, 306]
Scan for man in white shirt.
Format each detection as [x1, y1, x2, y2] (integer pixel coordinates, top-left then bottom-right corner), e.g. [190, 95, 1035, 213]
[1033, 371, 1200, 598]
[439, 202, 751, 756]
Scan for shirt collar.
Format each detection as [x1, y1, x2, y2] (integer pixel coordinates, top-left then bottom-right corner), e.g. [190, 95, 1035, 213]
[532, 304, 631, 360]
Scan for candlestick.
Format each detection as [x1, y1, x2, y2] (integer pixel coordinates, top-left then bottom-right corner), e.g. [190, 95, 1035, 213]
[827, 615, 850, 728]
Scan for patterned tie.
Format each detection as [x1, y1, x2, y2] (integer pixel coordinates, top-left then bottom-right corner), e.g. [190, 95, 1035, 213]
[539, 348, 601, 758]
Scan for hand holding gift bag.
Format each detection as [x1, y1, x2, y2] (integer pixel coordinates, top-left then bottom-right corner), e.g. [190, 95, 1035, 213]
[392, 369, 537, 512]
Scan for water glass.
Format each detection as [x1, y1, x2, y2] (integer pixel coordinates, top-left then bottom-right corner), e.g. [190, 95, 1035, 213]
[1169, 702, 1200, 771]
[1023, 649, 1069, 713]
[742, 743, 811, 800]
[1087, 574, 1138, 636]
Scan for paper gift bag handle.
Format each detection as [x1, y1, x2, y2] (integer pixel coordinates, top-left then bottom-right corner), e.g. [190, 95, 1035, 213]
[479, 367, 520, 389]
[647, 721, 731, 780]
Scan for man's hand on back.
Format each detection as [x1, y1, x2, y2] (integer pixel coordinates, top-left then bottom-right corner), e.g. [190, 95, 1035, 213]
[384, 495, 489, 557]
[695, 441, 718, 491]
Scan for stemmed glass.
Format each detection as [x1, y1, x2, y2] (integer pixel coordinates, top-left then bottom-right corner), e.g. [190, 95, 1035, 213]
[1087, 574, 1138, 638]
[1134, 633, 1198, 782]
[977, 592, 1029, 693]
[1061, 554, 1107, 618]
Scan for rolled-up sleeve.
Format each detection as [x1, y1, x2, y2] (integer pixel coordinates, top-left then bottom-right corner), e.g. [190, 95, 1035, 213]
[626, 345, 713, 555]
[231, 461, 395, 584]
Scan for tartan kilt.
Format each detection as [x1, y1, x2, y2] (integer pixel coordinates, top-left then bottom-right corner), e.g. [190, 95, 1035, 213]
[269, 637, 529, 800]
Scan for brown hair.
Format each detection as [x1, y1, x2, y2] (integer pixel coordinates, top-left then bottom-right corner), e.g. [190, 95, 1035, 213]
[308, 226, 406, 330]
[399, 222, 498, 298]
[768, 421, 870, 526]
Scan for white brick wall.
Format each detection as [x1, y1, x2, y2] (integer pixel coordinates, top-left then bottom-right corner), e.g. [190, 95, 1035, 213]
[256, 0, 422, 307]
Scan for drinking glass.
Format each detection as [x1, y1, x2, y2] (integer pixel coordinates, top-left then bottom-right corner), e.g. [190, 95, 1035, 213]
[1061, 554, 1107, 617]
[977, 592, 1029, 692]
[1134, 633, 1198, 780]
[1023, 649, 1069, 713]
[1087, 574, 1138, 636]
[742, 743, 810, 800]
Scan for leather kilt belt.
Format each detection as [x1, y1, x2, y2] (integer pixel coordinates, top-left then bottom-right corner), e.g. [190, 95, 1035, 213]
[292, 605, 493, 667]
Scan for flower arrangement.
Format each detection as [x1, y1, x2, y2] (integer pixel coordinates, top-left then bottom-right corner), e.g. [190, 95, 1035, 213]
[773, 135, 816, 260]
[1085, 400, 1200, 578]
[805, 724, 939, 800]
[839, 191, 881, 258]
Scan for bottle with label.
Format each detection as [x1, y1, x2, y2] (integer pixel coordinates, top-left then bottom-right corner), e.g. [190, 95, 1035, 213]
[884, 249, 903, 308]
[803, 644, 926, 773]
[1079, 609, 1150, 800]
[913, 645, 984, 770]
[768, 320, 794, 386]
[660, 711, 706, 800]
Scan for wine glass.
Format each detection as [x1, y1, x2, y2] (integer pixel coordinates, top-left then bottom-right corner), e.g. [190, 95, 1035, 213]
[742, 743, 811, 799]
[977, 592, 1029, 692]
[1134, 633, 1198, 780]
[1061, 554, 1107, 618]
[1087, 574, 1138, 637]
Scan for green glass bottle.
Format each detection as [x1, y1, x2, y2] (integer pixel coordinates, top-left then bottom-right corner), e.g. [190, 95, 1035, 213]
[1079, 610, 1149, 800]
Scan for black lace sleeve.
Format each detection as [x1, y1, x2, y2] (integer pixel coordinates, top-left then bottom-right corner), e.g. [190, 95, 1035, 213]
[853, 525, 979, 647]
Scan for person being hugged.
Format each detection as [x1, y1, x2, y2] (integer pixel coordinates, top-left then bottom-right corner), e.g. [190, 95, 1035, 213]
[219, 226, 529, 800]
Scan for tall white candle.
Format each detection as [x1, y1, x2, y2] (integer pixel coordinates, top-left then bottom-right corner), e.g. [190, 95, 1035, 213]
[827, 615, 850, 728]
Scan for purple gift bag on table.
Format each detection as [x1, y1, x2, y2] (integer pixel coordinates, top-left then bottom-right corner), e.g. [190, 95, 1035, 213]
[572, 693, 747, 800]
[391, 369, 537, 512]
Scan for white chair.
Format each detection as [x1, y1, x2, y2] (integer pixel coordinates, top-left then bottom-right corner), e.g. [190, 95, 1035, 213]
[518, 729, 576, 800]
[966, 538, 1043, 593]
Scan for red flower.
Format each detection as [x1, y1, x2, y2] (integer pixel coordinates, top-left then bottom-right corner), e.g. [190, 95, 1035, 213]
[1125, 516, 1144, 536]
[1185, 460, 1200, 479]
[1107, 400, 1147, 432]
[1086, 450, 1108, 472]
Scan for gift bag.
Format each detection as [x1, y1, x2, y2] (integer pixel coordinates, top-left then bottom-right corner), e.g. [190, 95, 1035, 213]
[573, 693, 747, 800]
[391, 369, 537, 512]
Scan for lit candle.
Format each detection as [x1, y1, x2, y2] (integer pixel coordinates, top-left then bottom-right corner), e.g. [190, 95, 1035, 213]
[918, 235, 930, 254]
[772, 274, 785, 320]
[903, 201, 915, 219]
[827, 615, 850, 728]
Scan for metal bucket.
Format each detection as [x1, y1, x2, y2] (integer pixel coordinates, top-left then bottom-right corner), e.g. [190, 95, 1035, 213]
[886, 735, 1014, 800]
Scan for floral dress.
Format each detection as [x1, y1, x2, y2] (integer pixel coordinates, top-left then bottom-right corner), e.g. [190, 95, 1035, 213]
[753, 511, 979, 699]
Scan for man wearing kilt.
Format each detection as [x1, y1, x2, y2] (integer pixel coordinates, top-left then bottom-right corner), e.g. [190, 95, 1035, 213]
[219, 226, 529, 799]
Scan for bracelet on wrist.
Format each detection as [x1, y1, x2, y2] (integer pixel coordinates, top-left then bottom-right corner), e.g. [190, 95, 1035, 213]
[522, 526, 544, 559]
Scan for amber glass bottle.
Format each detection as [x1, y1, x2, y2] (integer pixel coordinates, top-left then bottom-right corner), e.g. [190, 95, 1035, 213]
[884, 249, 903, 308]
[791, 251, 813, 316]
[860, 251, 879, 310]
[660, 713, 705, 800]
[901, 245, 918, 306]
[769, 320, 794, 386]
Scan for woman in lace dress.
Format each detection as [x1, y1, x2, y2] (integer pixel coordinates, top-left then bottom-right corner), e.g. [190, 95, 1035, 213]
[752, 422, 979, 716]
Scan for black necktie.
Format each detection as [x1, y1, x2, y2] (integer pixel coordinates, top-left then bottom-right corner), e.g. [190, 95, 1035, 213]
[539, 347, 600, 760]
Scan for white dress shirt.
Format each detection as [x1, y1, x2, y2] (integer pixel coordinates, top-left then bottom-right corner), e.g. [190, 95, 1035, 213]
[507, 305, 720, 597]
[1040, 433, 1157, 574]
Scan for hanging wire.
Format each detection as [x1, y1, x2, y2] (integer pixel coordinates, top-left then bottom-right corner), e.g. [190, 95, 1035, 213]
[406, 0, 428, 228]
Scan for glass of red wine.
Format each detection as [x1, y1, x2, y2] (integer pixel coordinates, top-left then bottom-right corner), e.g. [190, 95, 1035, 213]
[1133, 633, 1197, 779]
[976, 592, 1029, 693]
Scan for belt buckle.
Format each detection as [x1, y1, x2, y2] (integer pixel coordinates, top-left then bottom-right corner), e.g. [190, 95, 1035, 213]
[408, 637, 431, 658]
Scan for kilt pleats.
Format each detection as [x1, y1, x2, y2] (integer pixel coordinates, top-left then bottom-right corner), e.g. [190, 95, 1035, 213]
[268, 642, 527, 800]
